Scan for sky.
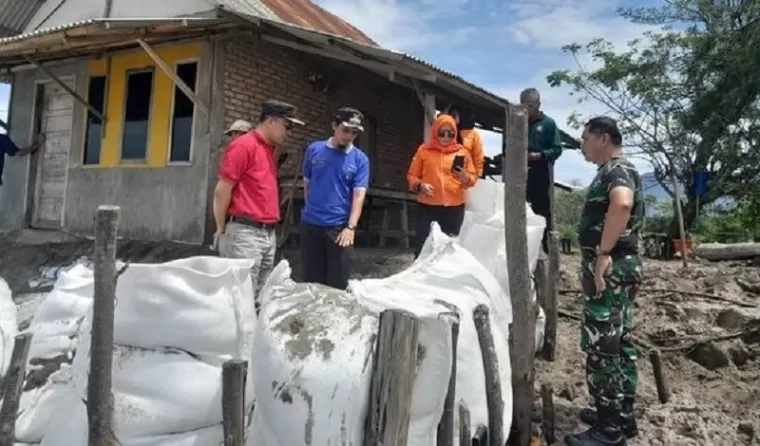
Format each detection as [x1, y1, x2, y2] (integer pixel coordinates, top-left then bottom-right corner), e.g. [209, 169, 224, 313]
[315, 0, 662, 185]
[0, 0, 662, 181]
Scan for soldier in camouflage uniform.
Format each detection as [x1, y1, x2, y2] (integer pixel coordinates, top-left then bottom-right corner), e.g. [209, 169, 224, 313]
[566, 117, 645, 446]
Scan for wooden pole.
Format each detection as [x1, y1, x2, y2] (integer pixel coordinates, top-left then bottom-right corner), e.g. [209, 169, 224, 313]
[542, 232, 560, 362]
[0, 333, 32, 446]
[459, 403, 471, 446]
[540, 384, 555, 444]
[222, 359, 248, 446]
[649, 350, 671, 404]
[437, 316, 460, 446]
[473, 304, 503, 446]
[502, 104, 535, 445]
[364, 309, 420, 446]
[88, 205, 120, 446]
[534, 253, 548, 339]
[671, 173, 688, 268]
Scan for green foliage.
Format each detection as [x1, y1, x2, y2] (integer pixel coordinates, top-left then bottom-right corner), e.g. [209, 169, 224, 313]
[547, 0, 760, 237]
[553, 186, 586, 245]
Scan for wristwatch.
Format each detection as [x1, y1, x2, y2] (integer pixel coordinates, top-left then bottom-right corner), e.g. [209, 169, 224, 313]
[346, 224, 357, 230]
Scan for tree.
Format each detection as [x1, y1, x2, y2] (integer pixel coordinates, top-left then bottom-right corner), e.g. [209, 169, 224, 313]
[547, 0, 760, 242]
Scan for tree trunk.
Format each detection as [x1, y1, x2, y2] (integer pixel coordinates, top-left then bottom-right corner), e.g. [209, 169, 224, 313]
[665, 193, 702, 259]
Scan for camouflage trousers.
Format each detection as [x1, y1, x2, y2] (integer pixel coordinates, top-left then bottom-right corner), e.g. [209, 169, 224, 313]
[580, 252, 643, 429]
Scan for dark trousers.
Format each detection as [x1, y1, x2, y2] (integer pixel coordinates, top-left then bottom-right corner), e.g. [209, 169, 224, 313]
[414, 203, 465, 258]
[300, 222, 352, 290]
[527, 162, 553, 252]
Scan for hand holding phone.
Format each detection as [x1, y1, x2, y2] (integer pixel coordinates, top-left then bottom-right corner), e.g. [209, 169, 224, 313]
[452, 155, 465, 173]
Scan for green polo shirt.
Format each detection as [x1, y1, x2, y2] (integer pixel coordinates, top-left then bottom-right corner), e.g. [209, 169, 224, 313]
[528, 113, 562, 163]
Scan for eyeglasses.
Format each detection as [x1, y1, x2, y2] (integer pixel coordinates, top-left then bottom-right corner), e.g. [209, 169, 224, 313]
[438, 130, 455, 138]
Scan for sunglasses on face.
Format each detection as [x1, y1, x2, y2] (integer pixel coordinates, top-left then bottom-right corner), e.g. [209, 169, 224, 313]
[438, 129, 455, 138]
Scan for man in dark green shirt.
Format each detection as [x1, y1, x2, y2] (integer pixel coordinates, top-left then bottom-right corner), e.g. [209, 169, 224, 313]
[520, 88, 562, 252]
[567, 117, 645, 446]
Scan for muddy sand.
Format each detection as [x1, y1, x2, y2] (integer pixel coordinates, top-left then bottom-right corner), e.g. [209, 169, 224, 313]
[2, 231, 759, 445]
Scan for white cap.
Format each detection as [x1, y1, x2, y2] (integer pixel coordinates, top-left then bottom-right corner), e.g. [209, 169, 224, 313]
[225, 119, 252, 135]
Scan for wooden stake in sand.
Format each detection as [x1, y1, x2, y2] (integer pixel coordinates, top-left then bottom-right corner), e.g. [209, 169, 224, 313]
[364, 309, 420, 446]
[437, 315, 460, 446]
[88, 205, 120, 446]
[473, 304, 504, 446]
[222, 359, 248, 445]
[459, 403, 471, 446]
[542, 232, 560, 362]
[540, 384, 555, 444]
[0, 333, 33, 446]
[649, 350, 671, 404]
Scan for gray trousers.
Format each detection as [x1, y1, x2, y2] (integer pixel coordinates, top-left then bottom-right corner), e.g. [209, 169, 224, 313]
[219, 222, 277, 306]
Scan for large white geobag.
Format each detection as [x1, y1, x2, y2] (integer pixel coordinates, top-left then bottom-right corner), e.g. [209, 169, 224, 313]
[0, 277, 16, 378]
[251, 225, 512, 446]
[461, 180, 547, 351]
[13, 265, 93, 444]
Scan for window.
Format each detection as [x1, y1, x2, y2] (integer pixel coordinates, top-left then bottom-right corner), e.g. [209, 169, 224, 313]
[358, 115, 378, 184]
[83, 76, 106, 165]
[169, 62, 198, 163]
[121, 69, 155, 161]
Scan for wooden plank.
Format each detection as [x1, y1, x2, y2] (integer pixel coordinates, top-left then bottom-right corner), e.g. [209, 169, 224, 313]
[0, 333, 33, 446]
[534, 252, 548, 353]
[542, 232, 560, 362]
[25, 56, 105, 123]
[502, 104, 535, 445]
[540, 384, 555, 444]
[136, 38, 209, 116]
[400, 200, 410, 249]
[363, 309, 420, 445]
[88, 205, 120, 446]
[649, 350, 670, 404]
[222, 359, 248, 446]
[459, 403, 471, 446]
[437, 315, 460, 446]
[473, 304, 503, 446]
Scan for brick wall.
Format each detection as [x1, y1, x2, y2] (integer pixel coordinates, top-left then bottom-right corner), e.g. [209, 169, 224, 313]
[221, 36, 423, 189]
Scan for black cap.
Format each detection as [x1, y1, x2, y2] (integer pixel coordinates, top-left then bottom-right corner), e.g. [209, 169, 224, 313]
[333, 107, 364, 131]
[261, 99, 305, 125]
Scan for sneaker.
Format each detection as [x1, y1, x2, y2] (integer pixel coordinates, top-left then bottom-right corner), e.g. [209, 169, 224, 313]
[565, 426, 627, 446]
[579, 408, 638, 438]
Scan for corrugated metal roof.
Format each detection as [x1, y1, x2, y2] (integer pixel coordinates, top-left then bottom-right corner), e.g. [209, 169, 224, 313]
[0, 18, 97, 44]
[215, 0, 280, 22]
[0, 0, 46, 37]
[255, 0, 374, 45]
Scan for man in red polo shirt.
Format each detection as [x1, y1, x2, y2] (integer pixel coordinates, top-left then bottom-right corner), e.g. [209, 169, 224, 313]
[213, 100, 304, 307]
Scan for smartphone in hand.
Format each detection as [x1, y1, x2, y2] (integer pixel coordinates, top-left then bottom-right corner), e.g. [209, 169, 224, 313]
[452, 154, 465, 172]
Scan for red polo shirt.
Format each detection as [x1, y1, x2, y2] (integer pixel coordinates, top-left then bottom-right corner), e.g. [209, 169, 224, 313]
[219, 131, 280, 224]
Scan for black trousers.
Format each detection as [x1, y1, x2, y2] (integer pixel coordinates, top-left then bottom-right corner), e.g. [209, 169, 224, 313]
[414, 203, 465, 258]
[527, 161, 553, 252]
[300, 222, 352, 290]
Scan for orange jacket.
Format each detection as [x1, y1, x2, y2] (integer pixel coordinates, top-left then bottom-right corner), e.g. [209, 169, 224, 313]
[460, 128, 485, 177]
[407, 115, 478, 207]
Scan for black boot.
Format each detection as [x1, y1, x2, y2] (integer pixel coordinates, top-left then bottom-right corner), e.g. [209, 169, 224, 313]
[564, 426, 627, 446]
[579, 406, 638, 438]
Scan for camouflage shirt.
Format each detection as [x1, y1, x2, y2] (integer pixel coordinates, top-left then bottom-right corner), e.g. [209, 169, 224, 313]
[578, 157, 645, 253]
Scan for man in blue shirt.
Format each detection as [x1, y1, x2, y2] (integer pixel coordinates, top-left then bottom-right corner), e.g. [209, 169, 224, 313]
[0, 129, 45, 186]
[300, 107, 370, 290]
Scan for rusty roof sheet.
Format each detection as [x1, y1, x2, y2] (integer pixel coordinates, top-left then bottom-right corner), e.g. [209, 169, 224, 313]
[254, 0, 375, 46]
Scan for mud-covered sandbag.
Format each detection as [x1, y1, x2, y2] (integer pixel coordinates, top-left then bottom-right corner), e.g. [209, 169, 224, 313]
[0, 276, 16, 378]
[251, 225, 513, 446]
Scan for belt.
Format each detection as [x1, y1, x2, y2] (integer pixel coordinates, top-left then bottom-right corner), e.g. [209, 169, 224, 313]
[227, 215, 277, 230]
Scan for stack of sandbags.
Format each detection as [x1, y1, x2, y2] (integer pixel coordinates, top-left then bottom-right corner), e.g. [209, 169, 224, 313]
[35, 257, 257, 446]
[0, 276, 17, 379]
[250, 225, 513, 445]
[461, 180, 547, 351]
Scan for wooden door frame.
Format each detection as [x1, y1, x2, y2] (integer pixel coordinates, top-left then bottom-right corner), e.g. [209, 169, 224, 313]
[30, 75, 75, 229]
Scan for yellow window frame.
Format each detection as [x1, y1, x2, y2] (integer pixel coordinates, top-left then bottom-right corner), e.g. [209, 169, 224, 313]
[85, 42, 203, 168]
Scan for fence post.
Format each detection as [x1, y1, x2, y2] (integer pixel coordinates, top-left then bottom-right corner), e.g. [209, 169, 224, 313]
[542, 232, 560, 362]
[0, 333, 33, 446]
[437, 314, 460, 446]
[363, 309, 419, 446]
[222, 359, 248, 445]
[88, 205, 120, 446]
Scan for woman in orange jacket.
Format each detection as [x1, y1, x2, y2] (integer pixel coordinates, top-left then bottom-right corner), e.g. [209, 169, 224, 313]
[407, 114, 478, 258]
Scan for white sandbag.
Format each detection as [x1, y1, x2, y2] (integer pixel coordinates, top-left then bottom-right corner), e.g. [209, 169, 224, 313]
[352, 226, 513, 444]
[252, 225, 512, 446]
[251, 262, 378, 446]
[465, 179, 504, 214]
[0, 276, 16, 378]
[111, 257, 256, 363]
[24, 264, 93, 361]
[63, 257, 257, 441]
[40, 394, 228, 446]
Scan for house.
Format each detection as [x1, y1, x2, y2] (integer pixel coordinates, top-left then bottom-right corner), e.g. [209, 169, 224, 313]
[0, 0, 580, 245]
